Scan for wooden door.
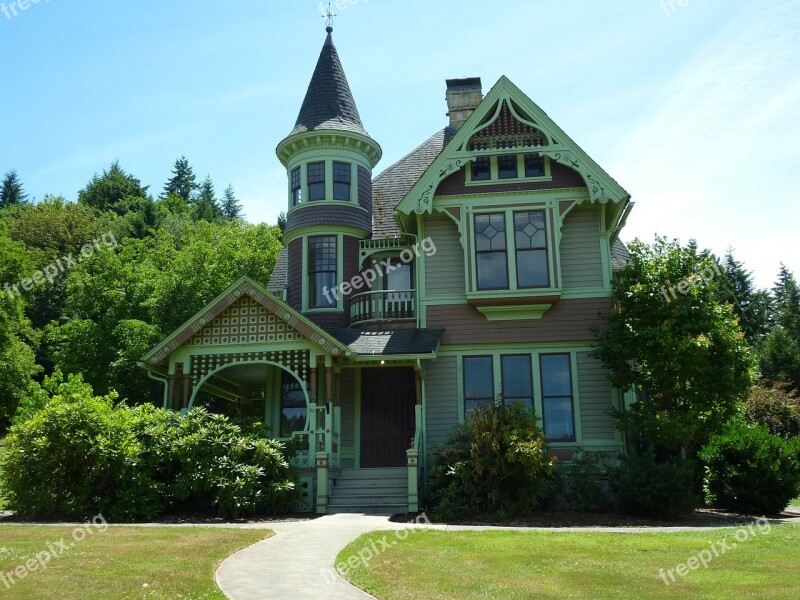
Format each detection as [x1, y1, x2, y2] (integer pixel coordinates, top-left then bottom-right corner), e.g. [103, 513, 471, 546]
[360, 367, 416, 468]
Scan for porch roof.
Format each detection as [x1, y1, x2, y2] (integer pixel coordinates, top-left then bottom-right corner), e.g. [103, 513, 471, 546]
[326, 328, 443, 358]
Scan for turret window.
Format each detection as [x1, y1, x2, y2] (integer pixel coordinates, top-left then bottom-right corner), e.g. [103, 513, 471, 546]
[333, 162, 351, 201]
[291, 167, 302, 206]
[308, 236, 337, 308]
[307, 162, 326, 202]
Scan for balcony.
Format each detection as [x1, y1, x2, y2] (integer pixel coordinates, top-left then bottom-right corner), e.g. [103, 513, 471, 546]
[350, 290, 416, 327]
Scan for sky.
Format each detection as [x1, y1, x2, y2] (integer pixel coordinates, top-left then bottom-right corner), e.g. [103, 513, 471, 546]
[1, 0, 798, 288]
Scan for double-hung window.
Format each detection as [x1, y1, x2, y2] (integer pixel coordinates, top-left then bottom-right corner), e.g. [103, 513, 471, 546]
[308, 236, 337, 308]
[514, 211, 549, 288]
[291, 167, 302, 205]
[463, 356, 494, 413]
[474, 213, 509, 290]
[540, 354, 575, 441]
[501, 355, 533, 410]
[307, 162, 325, 201]
[333, 162, 351, 201]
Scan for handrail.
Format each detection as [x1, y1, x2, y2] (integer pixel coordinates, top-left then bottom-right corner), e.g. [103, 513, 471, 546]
[350, 289, 416, 326]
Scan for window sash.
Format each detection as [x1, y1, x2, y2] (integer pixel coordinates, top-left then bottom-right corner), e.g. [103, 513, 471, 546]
[474, 213, 509, 290]
[525, 153, 545, 177]
[471, 157, 491, 181]
[463, 356, 494, 413]
[333, 162, 351, 201]
[540, 354, 575, 441]
[308, 236, 337, 308]
[291, 168, 302, 205]
[501, 354, 533, 410]
[307, 162, 325, 201]
[498, 155, 518, 179]
[514, 211, 549, 288]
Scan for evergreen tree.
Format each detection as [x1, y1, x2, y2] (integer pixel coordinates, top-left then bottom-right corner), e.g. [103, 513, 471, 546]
[773, 264, 800, 339]
[716, 249, 771, 344]
[277, 211, 287, 234]
[1, 170, 28, 208]
[163, 156, 197, 203]
[77, 161, 151, 216]
[221, 184, 243, 220]
[759, 326, 800, 392]
[193, 175, 221, 222]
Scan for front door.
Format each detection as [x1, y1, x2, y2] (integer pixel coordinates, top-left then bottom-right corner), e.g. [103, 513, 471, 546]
[360, 367, 416, 468]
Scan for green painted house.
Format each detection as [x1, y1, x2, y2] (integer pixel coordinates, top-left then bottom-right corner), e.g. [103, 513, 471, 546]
[141, 26, 634, 514]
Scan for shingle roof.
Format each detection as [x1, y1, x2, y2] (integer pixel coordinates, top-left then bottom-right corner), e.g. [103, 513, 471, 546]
[289, 30, 370, 138]
[326, 328, 444, 356]
[611, 239, 631, 270]
[372, 127, 455, 239]
[267, 247, 288, 292]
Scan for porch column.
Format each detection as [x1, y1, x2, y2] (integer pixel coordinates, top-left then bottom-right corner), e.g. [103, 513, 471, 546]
[406, 448, 419, 513]
[315, 451, 329, 514]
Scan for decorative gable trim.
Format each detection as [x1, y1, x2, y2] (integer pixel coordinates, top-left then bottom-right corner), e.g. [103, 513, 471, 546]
[141, 276, 349, 367]
[396, 76, 630, 216]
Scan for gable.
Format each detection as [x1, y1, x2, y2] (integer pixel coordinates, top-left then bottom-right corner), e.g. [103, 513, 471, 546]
[396, 76, 630, 217]
[186, 295, 306, 347]
[142, 276, 349, 368]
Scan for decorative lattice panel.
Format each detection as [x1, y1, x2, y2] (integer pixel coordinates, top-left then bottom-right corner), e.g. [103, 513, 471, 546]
[190, 350, 310, 386]
[187, 296, 303, 346]
[469, 100, 547, 151]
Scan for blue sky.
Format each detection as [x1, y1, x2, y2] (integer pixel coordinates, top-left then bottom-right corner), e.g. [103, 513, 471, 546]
[1, 0, 798, 288]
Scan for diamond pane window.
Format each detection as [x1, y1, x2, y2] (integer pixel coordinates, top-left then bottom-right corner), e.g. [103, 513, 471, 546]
[514, 211, 549, 288]
[474, 213, 509, 290]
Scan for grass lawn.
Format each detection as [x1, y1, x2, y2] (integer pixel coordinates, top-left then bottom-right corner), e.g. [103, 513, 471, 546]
[791, 496, 800, 510]
[0, 525, 271, 599]
[338, 525, 800, 599]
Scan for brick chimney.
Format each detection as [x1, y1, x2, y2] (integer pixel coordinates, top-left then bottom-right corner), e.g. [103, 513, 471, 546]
[446, 77, 482, 130]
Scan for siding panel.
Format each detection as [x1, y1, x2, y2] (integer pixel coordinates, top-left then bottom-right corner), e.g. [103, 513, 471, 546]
[561, 206, 604, 288]
[424, 215, 465, 296]
[425, 356, 459, 461]
[577, 352, 616, 441]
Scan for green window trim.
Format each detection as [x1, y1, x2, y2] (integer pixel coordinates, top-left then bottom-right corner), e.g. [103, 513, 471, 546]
[306, 235, 339, 310]
[467, 154, 552, 186]
[540, 353, 576, 442]
[469, 207, 555, 294]
[456, 350, 582, 443]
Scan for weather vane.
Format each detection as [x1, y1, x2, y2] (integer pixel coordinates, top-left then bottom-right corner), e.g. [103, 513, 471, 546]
[322, 1, 337, 30]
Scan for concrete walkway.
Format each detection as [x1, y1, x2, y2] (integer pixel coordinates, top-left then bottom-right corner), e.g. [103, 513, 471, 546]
[214, 512, 800, 599]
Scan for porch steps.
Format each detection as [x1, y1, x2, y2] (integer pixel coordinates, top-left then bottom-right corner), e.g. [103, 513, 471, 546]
[328, 467, 408, 515]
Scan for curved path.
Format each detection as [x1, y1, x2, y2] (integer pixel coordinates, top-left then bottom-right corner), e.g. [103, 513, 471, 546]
[215, 512, 800, 600]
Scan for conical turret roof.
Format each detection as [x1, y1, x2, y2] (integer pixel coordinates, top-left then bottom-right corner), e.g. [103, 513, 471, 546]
[289, 29, 371, 138]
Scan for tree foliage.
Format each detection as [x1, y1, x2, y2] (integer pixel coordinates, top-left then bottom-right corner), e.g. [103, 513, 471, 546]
[1, 170, 28, 208]
[163, 155, 197, 202]
[221, 184, 243, 220]
[592, 236, 753, 457]
[716, 249, 771, 344]
[78, 161, 151, 216]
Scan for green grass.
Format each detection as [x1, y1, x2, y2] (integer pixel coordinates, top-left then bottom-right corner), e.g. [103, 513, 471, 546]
[791, 496, 800, 510]
[0, 526, 271, 599]
[338, 525, 800, 599]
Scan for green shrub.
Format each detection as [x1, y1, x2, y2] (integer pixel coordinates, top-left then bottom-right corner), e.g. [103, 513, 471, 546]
[563, 451, 612, 512]
[607, 452, 698, 519]
[744, 383, 800, 437]
[3, 380, 297, 521]
[429, 402, 558, 520]
[700, 422, 800, 514]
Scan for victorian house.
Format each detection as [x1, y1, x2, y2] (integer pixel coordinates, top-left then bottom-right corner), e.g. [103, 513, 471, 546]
[141, 25, 633, 514]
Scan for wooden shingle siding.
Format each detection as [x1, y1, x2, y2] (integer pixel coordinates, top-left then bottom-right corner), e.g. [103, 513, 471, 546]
[287, 238, 303, 311]
[423, 214, 465, 295]
[358, 166, 372, 213]
[577, 352, 617, 441]
[285, 204, 371, 234]
[561, 205, 604, 288]
[424, 356, 459, 461]
[427, 298, 612, 345]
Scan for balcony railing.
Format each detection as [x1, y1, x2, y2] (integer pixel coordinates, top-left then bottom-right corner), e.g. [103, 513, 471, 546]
[350, 290, 416, 326]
